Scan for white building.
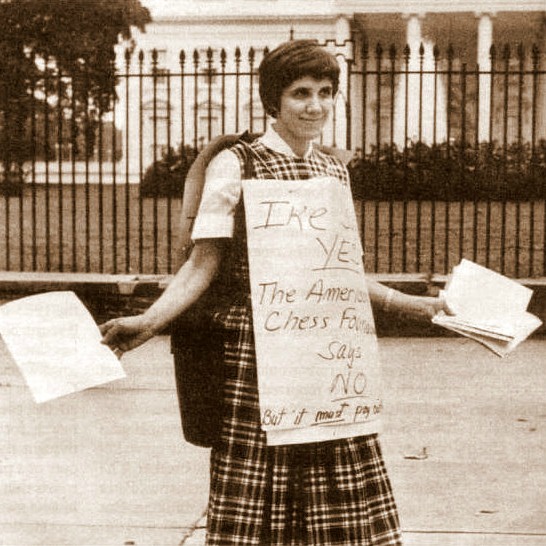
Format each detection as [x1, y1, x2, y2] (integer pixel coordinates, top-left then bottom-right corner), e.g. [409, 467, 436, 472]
[114, 0, 545, 177]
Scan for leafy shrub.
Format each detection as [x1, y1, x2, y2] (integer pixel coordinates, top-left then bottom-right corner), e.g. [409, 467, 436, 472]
[140, 145, 198, 198]
[348, 140, 546, 201]
[0, 168, 26, 197]
[141, 139, 546, 201]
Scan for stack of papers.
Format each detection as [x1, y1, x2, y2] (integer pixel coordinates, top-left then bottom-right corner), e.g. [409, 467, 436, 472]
[432, 260, 542, 357]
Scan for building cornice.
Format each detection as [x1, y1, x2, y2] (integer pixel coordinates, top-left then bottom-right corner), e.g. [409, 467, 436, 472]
[149, 14, 342, 25]
[146, 0, 546, 22]
[332, 0, 545, 14]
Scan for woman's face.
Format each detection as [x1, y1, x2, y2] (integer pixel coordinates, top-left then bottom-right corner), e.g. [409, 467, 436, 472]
[274, 76, 334, 154]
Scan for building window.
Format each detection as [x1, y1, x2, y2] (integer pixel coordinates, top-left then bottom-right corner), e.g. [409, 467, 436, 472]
[196, 100, 223, 141]
[244, 91, 266, 132]
[150, 115, 169, 158]
[143, 100, 171, 162]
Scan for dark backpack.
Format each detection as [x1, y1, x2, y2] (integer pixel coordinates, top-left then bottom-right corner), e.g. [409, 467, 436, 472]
[170, 132, 255, 448]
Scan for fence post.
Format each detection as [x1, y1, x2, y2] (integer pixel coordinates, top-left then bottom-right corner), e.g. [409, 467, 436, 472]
[477, 12, 494, 143]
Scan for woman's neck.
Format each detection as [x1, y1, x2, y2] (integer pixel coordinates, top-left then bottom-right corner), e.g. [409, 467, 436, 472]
[271, 123, 312, 158]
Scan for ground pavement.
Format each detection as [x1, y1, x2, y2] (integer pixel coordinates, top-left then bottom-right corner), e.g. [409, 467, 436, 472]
[1, 336, 545, 546]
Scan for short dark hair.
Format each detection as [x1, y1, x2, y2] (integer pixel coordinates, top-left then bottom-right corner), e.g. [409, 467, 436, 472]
[258, 40, 340, 118]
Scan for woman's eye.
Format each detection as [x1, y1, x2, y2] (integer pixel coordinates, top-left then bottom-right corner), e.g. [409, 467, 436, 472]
[320, 88, 333, 98]
[293, 89, 308, 98]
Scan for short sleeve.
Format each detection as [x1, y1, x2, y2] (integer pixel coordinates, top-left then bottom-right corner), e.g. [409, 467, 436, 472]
[191, 149, 242, 240]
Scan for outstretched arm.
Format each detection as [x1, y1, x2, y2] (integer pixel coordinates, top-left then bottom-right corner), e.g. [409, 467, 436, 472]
[366, 277, 449, 322]
[100, 239, 224, 353]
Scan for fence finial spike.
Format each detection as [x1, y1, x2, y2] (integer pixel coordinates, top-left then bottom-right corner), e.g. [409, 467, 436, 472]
[531, 43, 540, 65]
[361, 40, 369, 59]
[489, 43, 496, 61]
[389, 44, 396, 60]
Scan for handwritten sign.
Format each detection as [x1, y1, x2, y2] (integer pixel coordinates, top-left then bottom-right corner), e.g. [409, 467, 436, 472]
[242, 177, 382, 446]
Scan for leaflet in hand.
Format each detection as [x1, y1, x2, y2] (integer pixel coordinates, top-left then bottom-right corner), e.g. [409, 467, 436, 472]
[0, 291, 125, 402]
[432, 260, 542, 357]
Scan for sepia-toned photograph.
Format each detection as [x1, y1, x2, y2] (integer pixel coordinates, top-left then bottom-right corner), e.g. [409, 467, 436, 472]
[0, 1, 545, 544]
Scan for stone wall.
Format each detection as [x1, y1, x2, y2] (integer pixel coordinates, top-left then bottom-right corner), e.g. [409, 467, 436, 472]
[0, 272, 544, 337]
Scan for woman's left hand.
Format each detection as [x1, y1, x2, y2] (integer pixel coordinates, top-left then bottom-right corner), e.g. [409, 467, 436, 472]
[394, 292, 454, 322]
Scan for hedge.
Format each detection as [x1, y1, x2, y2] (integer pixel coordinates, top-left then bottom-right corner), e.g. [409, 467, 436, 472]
[348, 140, 546, 202]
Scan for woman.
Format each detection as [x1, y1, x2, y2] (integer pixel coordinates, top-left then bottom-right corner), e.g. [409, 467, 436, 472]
[101, 40, 446, 545]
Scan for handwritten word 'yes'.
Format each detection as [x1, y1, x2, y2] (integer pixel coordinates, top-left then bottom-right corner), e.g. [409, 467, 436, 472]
[315, 234, 360, 274]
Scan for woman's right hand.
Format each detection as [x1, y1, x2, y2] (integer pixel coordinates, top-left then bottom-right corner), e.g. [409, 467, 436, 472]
[99, 314, 156, 354]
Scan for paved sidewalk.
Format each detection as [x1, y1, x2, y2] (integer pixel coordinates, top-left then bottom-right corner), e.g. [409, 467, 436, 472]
[1, 336, 545, 545]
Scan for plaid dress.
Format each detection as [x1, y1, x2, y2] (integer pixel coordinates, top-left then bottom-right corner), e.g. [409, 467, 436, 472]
[206, 139, 402, 546]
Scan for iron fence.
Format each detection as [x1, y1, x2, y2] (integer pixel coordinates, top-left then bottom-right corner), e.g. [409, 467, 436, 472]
[0, 40, 545, 277]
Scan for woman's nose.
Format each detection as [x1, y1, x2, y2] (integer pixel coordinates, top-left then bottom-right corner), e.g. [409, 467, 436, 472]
[306, 95, 322, 112]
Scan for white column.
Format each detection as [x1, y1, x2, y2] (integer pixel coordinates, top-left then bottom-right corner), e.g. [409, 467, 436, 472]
[406, 13, 422, 52]
[398, 13, 423, 145]
[335, 14, 351, 45]
[476, 12, 494, 143]
[332, 15, 352, 149]
[394, 13, 447, 147]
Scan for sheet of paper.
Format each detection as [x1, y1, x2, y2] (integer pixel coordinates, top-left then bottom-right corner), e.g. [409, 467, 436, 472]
[0, 291, 125, 403]
[243, 176, 381, 446]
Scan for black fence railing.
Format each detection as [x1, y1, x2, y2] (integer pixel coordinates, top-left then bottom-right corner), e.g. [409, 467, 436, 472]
[0, 41, 545, 277]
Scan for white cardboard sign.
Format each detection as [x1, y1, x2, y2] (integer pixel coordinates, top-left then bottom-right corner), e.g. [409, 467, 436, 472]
[242, 177, 382, 445]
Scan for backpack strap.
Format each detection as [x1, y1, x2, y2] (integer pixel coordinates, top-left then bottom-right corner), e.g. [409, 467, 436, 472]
[179, 131, 261, 261]
[235, 130, 259, 179]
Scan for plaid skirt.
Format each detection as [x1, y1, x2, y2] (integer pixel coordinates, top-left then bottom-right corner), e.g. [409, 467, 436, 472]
[206, 306, 402, 546]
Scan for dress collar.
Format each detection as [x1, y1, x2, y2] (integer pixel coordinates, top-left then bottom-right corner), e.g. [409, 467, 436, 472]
[259, 124, 314, 159]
